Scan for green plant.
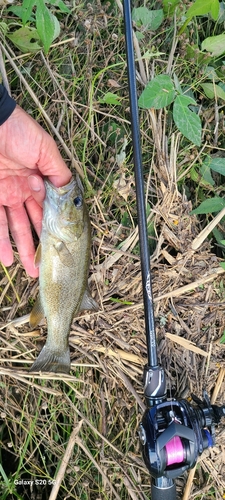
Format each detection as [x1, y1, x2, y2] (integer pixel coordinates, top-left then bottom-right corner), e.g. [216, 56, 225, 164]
[220, 329, 225, 343]
[190, 156, 225, 214]
[136, 0, 225, 146]
[179, 0, 220, 34]
[132, 5, 164, 39]
[1, 0, 71, 53]
[138, 74, 202, 146]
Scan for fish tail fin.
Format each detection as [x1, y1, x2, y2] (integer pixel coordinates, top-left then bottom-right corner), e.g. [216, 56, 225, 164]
[30, 344, 70, 374]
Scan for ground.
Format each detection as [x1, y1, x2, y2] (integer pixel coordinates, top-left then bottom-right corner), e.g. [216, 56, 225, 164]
[0, 1, 225, 499]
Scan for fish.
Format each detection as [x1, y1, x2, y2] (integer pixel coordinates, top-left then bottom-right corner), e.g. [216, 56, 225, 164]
[29, 175, 98, 374]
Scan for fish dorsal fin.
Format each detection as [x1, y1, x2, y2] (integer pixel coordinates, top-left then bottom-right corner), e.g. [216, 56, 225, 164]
[80, 289, 99, 312]
[54, 241, 74, 267]
[34, 243, 41, 267]
[30, 295, 45, 328]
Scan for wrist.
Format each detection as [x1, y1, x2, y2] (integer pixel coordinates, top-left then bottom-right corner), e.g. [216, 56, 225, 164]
[0, 84, 16, 126]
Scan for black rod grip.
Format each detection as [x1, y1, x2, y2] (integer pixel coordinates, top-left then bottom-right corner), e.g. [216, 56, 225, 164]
[151, 479, 177, 500]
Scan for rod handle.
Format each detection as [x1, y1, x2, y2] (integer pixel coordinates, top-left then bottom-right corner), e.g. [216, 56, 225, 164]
[151, 478, 177, 500]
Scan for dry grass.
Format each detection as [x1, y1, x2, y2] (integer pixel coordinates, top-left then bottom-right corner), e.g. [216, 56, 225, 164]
[0, 2, 225, 499]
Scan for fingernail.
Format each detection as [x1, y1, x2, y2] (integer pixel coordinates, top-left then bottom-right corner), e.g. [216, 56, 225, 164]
[28, 175, 41, 192]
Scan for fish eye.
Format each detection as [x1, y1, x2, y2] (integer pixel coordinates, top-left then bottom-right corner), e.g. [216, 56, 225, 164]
[73, 196, 83, 208]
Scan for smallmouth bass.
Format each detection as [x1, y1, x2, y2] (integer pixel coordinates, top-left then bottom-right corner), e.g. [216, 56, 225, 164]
[30, 176, 98, 374]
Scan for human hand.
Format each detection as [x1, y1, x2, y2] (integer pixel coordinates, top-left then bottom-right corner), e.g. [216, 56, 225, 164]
[0, 105, 72, 277]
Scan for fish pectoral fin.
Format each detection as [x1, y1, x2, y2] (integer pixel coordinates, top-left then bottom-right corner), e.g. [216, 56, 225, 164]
[29, 344, 70, 374]
[80, 289, 99, 312]
[54, 241, 74, 267]
[30, 295, 45, 328]
[34, 243, 41, 267]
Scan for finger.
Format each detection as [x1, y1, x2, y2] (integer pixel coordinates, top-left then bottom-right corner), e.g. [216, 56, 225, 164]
[28, 175, 45, 208]
[6, 205, 39, 278]
[48, 171, 72, 188]
[38, 135, 72, 187]
[25, 196, 43, 238]
[0, 206, 14, 267]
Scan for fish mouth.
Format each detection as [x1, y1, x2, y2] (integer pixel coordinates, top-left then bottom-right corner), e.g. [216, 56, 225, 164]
[44, 176, 84, 196]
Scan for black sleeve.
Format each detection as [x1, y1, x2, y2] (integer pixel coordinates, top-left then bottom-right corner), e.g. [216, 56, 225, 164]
[0, 84, 16, 126]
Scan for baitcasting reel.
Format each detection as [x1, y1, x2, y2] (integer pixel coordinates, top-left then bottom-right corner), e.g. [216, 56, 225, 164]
[140, 390, 225, 480]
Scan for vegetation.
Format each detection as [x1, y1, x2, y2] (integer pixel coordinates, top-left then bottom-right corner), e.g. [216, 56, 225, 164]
[0, 0, 225, 499]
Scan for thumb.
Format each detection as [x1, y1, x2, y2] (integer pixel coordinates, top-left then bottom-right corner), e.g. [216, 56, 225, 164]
[28, 175, 45, 206]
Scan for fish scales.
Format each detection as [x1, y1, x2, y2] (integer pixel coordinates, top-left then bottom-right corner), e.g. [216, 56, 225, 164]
[39, 207, 90, 347]
[29, 176, 98, 374]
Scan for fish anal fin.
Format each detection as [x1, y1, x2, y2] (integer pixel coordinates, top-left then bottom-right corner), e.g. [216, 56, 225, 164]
[30, 295, 45, 329]
[54, 241, 74, 267]
[30, 344, 70, 374]
[34, 243, 41, 267]
[80, 289, 99, 312]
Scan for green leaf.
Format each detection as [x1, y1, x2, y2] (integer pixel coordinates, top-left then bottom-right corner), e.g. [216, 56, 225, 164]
[219, 82, 225, 93]
[98, 92, 122, 105]
[190, 166, 200, 183]
[138, 74, 175, 110]
[219, 329, 225, 344]
[36, 0, 60, 53]
[190, 162, 215, 188]
[218, 1, 225, 22]
[173, 95, 202, 146]
[180, 0, 220, 33]
[202, 34, 225, 56]
[132, 7, 164, 31]
[163, 0, 180, 16]
[7, 5, 35, 23]
[186, 44, 212, 65]
[199, 162, 215, 186]
[0, 464, 10, 488]
[210, 0, 220, 19]
[186, 0, 220, 20]
[200, 83, 214, 99]
[48, 0, 71, 14]
[102, 121, 125, 145]
[51, 14, 60, 40]
[209, 157, 225, 175]
[191, 196, 225, 214]
[203, 66, 219, 81]
[220, 262, 225, 270]
[135, 32, 144, 41]
[0, 22, 8, 36]
[21, 0, 35, 25]
[142, 49, 165, 60]
[7, 27, 41, 53]
[213, 227, 224, 244]
[201, 82, 225, 100]
[173, 73, 182, 94]
[109, 297, 133, 305]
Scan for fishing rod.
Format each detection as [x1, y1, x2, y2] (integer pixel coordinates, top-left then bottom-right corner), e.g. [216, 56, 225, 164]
[122, 1, 225, 499]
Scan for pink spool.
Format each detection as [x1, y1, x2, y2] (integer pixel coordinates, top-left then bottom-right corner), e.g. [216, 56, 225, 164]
[165, 436, 184, 466]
